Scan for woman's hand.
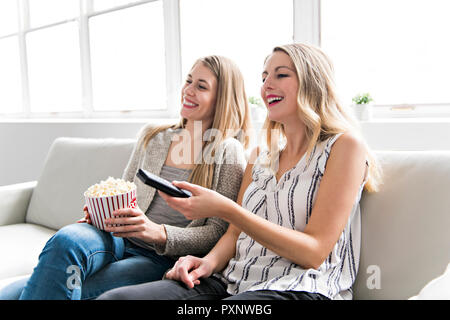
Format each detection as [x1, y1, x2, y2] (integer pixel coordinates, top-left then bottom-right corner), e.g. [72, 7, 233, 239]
[158, 181, 238, 221]
[165, 255, 214, 289]
[77, 205, 92, 224]
[103, 207, 167, 244]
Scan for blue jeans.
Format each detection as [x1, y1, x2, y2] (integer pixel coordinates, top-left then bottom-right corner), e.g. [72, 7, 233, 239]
[0, 223, 175, 300]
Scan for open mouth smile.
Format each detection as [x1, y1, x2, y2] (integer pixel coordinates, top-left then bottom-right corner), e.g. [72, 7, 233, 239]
[183, 98, 199, 109]
[266, 94, 284, 107]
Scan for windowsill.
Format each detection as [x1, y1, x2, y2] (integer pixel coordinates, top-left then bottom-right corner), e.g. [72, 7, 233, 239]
[2, 116, 450, 127]
[0, 118, 178, 124]
[360, 117, 450, 123]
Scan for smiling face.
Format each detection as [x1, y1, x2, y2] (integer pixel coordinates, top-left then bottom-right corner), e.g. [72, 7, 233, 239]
[261, 51, 300, 124]
[180, 62, 218, 126]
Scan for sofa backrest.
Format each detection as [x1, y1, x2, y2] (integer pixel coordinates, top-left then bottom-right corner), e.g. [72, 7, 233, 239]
[353, 151, 450, 299]
[24, 140, 450, 299]
[26, 137, 136, 230]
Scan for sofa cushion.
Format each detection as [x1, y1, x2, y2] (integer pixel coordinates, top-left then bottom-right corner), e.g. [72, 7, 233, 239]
[26, 137, 135, 230]
[409, 263, 450, 300]
[353, 151, 450, 299]
[0, 223, 56, 280]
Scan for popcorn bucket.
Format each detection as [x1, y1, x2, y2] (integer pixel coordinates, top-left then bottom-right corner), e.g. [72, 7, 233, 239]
[84, 188, 137, 231]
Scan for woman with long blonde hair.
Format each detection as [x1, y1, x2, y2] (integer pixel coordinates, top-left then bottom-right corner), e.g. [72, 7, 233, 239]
[261, 44, 381, 193]
[1, 55, 252, 300]
[98, 43, 382, 301]
[139, 55, 252, 189]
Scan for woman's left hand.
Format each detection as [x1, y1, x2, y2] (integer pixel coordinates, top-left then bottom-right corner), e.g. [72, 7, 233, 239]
[104, 206, 167, 244]
[158, 181, 237, 221]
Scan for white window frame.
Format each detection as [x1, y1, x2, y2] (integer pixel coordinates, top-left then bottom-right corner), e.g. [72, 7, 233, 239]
[303, 0, 450, 119]
[2, 0, 449, 120]
[293, 0, 320, 47]
[0, 0, 181, 119]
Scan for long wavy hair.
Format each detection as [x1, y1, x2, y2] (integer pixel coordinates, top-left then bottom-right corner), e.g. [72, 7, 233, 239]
[139, 55, 252, 189]
[262, 43, 382, 192]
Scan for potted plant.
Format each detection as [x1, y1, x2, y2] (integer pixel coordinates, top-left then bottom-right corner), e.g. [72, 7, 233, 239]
[249, 96, 267, 122]
[351, 92, 374, 121]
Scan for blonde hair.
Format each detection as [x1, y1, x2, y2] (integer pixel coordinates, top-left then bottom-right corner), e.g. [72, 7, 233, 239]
[140, 55, 252, 189]
[263, 43, 382, 192]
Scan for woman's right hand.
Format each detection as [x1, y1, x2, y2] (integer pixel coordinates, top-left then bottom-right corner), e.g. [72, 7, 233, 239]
[165, 255, 214, 289]
[77, 205, 92, 224]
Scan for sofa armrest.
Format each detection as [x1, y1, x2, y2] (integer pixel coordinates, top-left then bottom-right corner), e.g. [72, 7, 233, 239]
[0, 181, 37, 226]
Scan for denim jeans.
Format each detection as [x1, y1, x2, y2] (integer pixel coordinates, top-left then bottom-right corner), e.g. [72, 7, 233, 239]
[0, 223, 175, 300]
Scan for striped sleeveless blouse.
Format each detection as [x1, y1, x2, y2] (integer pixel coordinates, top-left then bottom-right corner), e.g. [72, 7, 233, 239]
[220, 133, 365, 300]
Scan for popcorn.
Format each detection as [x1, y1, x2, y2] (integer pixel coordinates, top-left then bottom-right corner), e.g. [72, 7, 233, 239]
[84, 177, 136, 197]
[84, 177, 137, 231]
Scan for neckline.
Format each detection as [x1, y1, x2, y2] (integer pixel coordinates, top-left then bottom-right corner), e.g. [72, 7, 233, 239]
[273, 150, 307, 186]
[162, 164, 193, 172]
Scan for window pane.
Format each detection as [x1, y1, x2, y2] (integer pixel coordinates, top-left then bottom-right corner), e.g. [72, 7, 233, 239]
[0, 37, 22, 114]
[27, 23, 82, 112]
[321, 0, 450, 106]
[90, 1, 166, 111]
[0, 0, 18, 36]
[29, 0, 79, 28]
[180, 0, 293, 99]
[93, 0, 142, 12]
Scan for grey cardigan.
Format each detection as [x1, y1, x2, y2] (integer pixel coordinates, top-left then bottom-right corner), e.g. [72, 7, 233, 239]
[122, 123, 246, 257]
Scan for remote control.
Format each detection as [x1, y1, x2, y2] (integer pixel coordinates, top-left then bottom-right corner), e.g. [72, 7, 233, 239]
[136, 169, 192, 198]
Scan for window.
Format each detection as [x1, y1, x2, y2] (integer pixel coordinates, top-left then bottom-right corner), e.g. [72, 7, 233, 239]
[180, 0, 293, 100]
[0, 1, 19, 37]
[90, 1, 166, 111]
[1, 0, 294, 119]
[0, 1, 21, 114]
[28, 0, 79, 28]
[321, 0, 450, 113]
[0, 0, 169, 118]
[27, 22, 82, 112]
[0, 36, 22, 114]
[93, 0, 141, 12]
[2, 0, 450, 119]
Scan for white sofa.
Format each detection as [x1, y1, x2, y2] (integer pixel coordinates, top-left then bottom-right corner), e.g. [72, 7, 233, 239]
[0, 137, 449, 299]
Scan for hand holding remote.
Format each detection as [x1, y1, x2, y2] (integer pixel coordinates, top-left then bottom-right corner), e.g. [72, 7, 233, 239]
[158, 180, 238, 221]
[136, 169, 192, 198]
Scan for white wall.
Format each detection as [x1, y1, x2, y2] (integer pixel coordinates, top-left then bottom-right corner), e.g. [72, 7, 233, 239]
[361, 119, 450, 151]
[0, 120, 144, 186]
[1, 119, 450, 186]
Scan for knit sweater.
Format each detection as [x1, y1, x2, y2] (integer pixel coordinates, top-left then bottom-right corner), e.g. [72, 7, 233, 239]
[122, 123, 246, 257]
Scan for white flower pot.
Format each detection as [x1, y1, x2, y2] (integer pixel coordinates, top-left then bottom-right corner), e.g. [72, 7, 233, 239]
[352, 103, 372, 121]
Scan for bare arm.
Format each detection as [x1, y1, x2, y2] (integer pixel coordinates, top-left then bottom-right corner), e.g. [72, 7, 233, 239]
[164, 150, 257, 287]
[165, 134, 367, 269]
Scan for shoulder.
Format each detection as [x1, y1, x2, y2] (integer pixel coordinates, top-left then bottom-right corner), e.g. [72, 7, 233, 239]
[216, 138, 247, 164]
[330, 132, 367, 159]
[323, 132, 367, 181]
[220, 137, 245, 153]
[136, 122, 159, 138]
[315, 132, 366, 176]
[213, 138, 247, 175]
[136, 123, 173, 147]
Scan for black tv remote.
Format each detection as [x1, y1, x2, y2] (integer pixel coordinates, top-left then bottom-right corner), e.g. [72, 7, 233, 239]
[136, 169, 192, 198]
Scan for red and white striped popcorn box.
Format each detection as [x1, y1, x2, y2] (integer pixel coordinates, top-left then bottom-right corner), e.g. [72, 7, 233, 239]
[84, 188, 137, 231]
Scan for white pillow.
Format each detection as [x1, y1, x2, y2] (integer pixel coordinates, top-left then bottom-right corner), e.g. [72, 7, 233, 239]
[409, 263, 450, 300]
[26, 137, 135, 230]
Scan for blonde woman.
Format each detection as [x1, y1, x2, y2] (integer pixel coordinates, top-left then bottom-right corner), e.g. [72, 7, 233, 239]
[98, 43, 382, 301]
[0, 55, 251, 300]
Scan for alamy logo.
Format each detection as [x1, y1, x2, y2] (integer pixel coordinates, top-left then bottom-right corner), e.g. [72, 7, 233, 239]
[366, 265, 381, 290]
[66, 265, 81, 290]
